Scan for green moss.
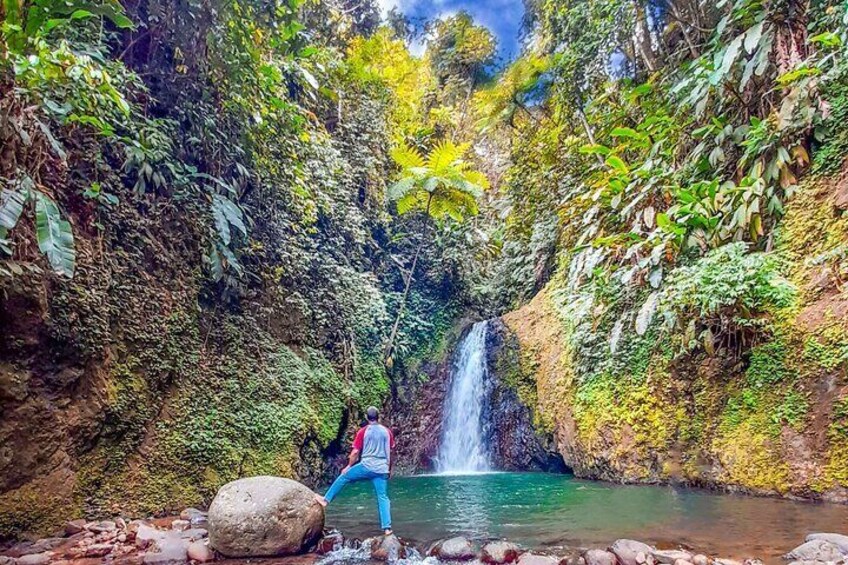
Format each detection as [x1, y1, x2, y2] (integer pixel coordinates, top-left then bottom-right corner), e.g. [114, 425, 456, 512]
[820, 397, 848, 489]
[0, 483, 78, 540]
[746, 340, 794, 387]
[802, 325, 848, 371]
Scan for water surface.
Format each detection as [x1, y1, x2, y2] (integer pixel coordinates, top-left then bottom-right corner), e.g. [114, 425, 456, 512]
[324, 472, 848, 562]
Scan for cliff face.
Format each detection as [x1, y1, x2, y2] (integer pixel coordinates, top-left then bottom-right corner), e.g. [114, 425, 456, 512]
[390, 320, 565, 474]
[496, 173, 848, 502]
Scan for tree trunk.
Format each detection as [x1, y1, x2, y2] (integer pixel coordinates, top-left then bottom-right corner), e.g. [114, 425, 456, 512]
[632, 0, 658, 74]
[384, 194, 433, 364]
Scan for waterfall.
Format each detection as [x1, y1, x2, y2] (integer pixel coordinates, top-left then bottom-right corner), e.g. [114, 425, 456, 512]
[436, 321, 491, 474]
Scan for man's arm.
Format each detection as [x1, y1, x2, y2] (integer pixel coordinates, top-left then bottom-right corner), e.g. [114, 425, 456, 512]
[343, 427, 366, 474]
[343, 448, 360, 474]
[388, 428, 396, 478]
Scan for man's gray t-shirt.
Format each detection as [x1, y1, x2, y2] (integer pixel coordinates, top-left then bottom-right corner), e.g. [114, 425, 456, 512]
[356, 423, 394, 475]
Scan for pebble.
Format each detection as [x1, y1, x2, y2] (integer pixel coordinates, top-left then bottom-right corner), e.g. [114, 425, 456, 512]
[692, 555, 709, 565]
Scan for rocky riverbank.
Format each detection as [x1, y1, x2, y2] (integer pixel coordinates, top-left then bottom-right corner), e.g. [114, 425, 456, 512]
[2, 509, 847, 565]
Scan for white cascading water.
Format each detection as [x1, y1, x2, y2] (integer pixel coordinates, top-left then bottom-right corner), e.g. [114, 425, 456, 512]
[436, 321, 491, 474]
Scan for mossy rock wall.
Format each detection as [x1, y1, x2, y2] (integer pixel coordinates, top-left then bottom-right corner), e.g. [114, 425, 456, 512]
[501, 172, 848, 502]
[0, 193, 385, 538]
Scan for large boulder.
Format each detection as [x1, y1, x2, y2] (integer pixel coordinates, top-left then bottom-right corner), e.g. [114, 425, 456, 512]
[805, 533, 848, 555]
[784, 540, 844, 562]
[207, 476, 324, 557]
[610, 540, 655, 565]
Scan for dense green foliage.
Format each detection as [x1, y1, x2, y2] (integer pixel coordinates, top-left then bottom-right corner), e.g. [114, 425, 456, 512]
[2, 0, 848, 535]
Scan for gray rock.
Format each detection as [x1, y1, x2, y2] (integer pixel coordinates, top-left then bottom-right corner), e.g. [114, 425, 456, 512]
[318, 532, 345, 555]
[84, 543, 114, 558]
[692, 555, 709, 565]
[180, 508, 209, 529]
[430, 537, 477, 561]
[16, 554, 50, 565]
[784, 540, 844, 562]
[171, 520, 190, 532]
[610, 540, 656, 565]
[584, 550, 617, 565]
[714, 559, 743, 565]
[371, 535, 407, 561]
[673, 560, 693, 565]
[806, 534, 848, 555]
[0, 557, 17, 565]
[560, 556, 586, 565]
[179, 528, 208, 541]
[136, 524, 167, 549]
[517, 554, 560, 565]
[65, 519, 87, 536]
[207, 476, 323, 558]
[26, 538, 65, 555]
[652, 550, 694, 565]
[187, 541, 215, 562]
[482, 541, 522, 564]
[144, 537, 189, 565]
[88, 520, 118, 533]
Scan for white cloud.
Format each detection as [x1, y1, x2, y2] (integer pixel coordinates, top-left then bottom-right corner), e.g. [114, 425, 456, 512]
[377, 0, 401, 16]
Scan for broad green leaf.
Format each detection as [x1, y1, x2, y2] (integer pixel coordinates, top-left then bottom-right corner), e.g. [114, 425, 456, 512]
[743, 22, 764, 54]
[579, 144, 611, 156]
[0, 188, 27, 230]
[610, 127, 641, 139]
[33, 192, 75, 277]
[605, 155, 629, 175]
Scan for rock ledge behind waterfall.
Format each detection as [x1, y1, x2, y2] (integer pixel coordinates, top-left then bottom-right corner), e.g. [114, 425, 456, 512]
[207, 476, 324, 557]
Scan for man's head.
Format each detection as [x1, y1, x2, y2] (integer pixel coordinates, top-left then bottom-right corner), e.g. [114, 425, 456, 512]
[366, 406, 379, 423]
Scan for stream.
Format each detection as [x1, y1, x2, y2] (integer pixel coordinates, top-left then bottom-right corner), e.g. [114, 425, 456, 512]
[324, 472, 848, 562]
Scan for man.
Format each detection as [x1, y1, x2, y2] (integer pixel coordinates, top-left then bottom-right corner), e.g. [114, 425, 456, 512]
[315, 406, 395, 535]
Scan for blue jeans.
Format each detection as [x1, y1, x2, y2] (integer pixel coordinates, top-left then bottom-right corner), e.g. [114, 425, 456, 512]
[324, 463, 391, 530]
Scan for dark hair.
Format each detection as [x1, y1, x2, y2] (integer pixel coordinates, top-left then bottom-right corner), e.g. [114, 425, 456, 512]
[366, 406, 379, 422]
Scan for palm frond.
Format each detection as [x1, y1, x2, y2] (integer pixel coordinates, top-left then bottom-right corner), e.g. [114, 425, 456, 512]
[391, 145, 425, 170]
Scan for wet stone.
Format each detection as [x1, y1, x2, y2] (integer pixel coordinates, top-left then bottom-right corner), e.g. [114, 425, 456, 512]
[370, 535, 407, 561]
[430, 537, 477, 561]
[584, 549, 617, 565]
[481, 541, 522, 565]
[187, 541, 215, 563]
[16, 554, 50, 565]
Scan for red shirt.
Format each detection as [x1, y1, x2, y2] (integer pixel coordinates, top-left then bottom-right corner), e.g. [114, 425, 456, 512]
[353, 425, 395, 451]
